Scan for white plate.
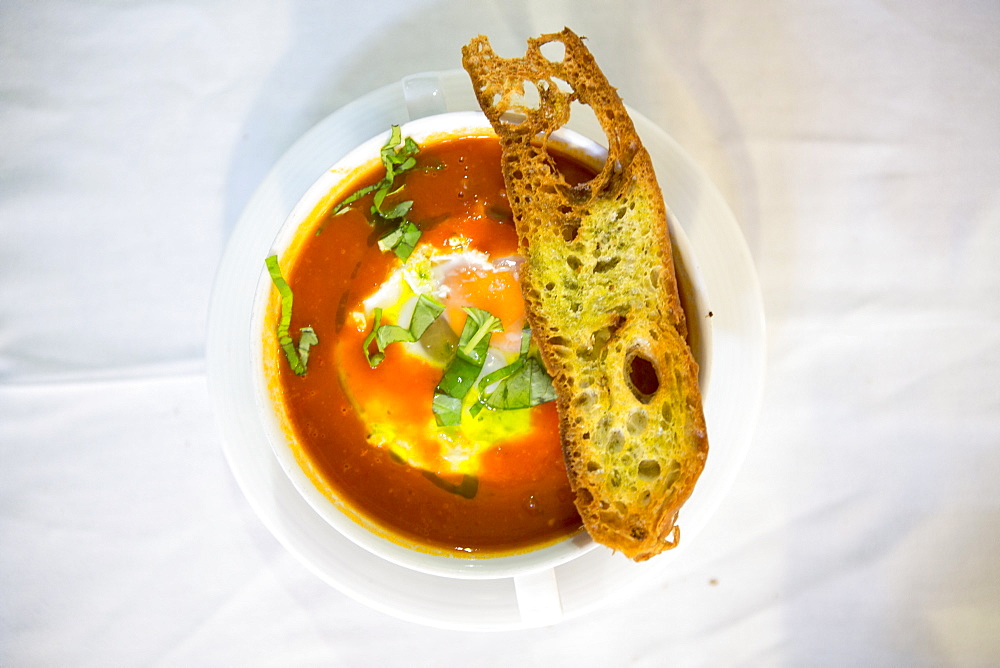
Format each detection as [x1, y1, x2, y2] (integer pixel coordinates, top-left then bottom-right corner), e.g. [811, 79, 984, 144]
[206, 70, 765, 630]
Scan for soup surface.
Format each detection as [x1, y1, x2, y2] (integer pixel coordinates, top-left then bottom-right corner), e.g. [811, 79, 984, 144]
[270, 133, 594, 555]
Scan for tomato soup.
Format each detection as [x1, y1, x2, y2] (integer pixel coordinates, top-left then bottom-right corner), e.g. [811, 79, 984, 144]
[266, 133, 593, 555]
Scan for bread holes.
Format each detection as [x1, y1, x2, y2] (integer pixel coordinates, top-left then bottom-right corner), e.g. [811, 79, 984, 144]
[637, 459, 660, 482]
[592, 316, 623, 357]
[576, 321, 616, 361]
[573, 389, 596, 409]
[499, 110, 528, 126]
[539, 40, 566, 64]
[551, 76, 573, 94]
[626, 409, 648, 435]
[626, 352, 660, 403]
[606, 429, 625, 454]
[663, 458, 681, 489]
[561, 219, 580, 241]
[594, 256, 621, 273]
[568, 99, 608, 152]
[515, 79, 542, 111]
[596, 415, 612, 435]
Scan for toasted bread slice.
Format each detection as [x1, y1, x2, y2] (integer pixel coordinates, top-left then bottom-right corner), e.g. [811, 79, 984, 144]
[462, 29, 708, 560]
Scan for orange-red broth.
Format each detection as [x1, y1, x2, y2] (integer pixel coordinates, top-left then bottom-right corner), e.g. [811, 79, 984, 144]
[272, 135, 593, 555]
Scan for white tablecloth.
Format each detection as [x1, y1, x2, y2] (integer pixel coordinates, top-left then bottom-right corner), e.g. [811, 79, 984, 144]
[2, 1, 998, 664]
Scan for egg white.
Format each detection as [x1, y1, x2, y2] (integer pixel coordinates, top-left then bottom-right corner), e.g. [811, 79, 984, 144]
[357, 235, 525, 362]
[345, 234, 536, 476]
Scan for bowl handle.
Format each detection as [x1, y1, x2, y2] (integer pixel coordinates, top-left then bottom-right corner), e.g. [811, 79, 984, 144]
[513, 568, 563, 626]
[402, 72, 450, 120]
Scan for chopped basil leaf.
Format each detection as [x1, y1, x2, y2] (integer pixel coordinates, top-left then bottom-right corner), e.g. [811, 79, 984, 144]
[328, 181, 381, 218]
[374, 198, 413, 220]
[432, 308, 503, 426]
[375, 323, 416, 350]
[431, 393, 464, 426]
[470, 324, 556, 417]
[459, 309, 504, 361]
[372, 182, 408, 215]
[378, 221, 422, 260]
[407, 293, 446, 338]
[362, 308, 385, 367]
[320, 125, 427, 258]
[363, 295, 445, 368]
[422, 471, 478, 499]
[265, 255, 316, 376]
[297, 327, 319, 368]
[324, 125, 421, 226]
[371, 186, 388, 212]
[479, 357, 556, 411]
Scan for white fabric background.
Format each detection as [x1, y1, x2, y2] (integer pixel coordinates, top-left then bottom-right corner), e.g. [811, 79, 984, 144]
[2, 0, 998, 664]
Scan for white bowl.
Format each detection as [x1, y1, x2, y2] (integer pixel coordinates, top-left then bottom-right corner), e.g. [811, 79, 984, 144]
[207, 70, 763, 629]
[250, 110, 713, 581]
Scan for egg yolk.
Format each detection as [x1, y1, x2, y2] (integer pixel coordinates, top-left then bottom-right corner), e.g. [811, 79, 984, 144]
[335, 212, 547, 480]
[442, 258, 524, 350]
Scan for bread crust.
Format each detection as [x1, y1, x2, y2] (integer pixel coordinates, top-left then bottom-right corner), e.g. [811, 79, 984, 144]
[462, 28, 708, 560]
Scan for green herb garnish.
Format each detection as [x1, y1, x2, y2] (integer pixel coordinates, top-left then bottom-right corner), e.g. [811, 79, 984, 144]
[361, 308, 384, 367]
[362, 294, 445, 368]
[469, 324, 556, 417]
[432, 308, 504, 426]
[422, 471, 479, 499]
[265, 255, 317, 376]
[377, 219, 422, 261]
[296, 327, 319, 369]
[323, 125, 424, 248]
[329, 126, 418, 217]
